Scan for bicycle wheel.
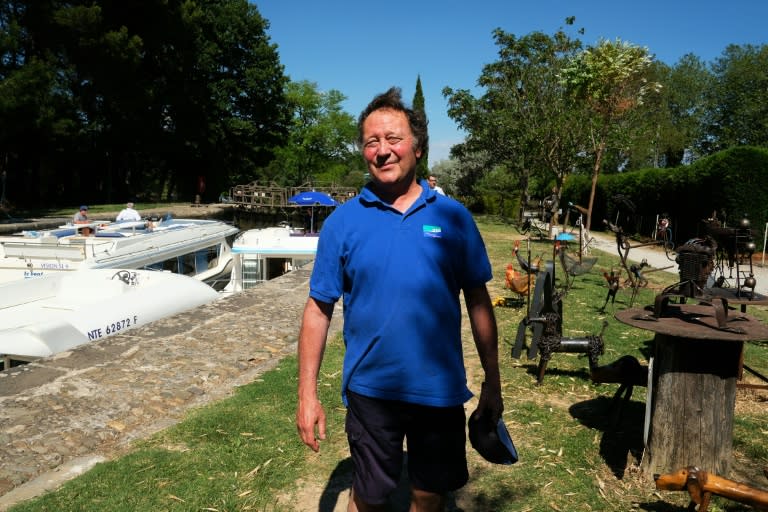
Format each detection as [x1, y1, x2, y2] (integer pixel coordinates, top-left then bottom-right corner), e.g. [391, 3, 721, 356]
[662, 229, 675, 260]
[663, 229, 674, 250]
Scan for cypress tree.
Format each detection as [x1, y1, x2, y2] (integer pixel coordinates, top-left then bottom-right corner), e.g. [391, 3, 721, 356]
[412, 75, 430, 178]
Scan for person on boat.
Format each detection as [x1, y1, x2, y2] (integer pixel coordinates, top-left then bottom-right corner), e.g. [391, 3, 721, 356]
[73, 205, 93, 235]
[116, 202, 142, 222]
[296, 87, 503, 512]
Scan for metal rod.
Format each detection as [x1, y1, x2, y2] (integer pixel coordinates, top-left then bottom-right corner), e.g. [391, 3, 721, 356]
[743, 363, 768, 384]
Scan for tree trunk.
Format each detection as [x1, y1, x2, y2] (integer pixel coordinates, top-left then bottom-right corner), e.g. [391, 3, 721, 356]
[642, 333, 742, 478]
[586, 140, 605, 233]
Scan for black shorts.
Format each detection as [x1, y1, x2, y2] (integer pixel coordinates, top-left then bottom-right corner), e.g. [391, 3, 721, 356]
[345, 390, 468, 505]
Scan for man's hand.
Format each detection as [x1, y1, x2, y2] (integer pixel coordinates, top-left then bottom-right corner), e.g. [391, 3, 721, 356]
[296, 396, 326, 452]
[474, 381, 503, 424]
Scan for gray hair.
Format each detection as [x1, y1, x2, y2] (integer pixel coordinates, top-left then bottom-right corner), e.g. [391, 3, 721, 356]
[357, 87, 429, 160]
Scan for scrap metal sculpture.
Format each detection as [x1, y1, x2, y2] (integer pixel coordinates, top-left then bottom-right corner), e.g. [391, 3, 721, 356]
[512, 259, 606, 385]
[555, 240, 597, 294]
[604, 219, 674, 306]
[646, 236, 748, 334]
[504, 262, 534, 305]
[513, 239, 542, 275]
[655, 466, 768, 511]
[600, 270, 621, 312]
[703, 215, 758, 299]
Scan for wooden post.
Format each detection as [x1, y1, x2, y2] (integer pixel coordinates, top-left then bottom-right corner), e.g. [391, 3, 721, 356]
[643, 334, 743, 477]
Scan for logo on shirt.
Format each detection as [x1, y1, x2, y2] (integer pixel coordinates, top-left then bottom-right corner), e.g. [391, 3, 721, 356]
[423, 225, 442, 238]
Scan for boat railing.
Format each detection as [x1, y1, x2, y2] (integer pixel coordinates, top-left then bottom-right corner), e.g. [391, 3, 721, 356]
[229, 182, 357, 209]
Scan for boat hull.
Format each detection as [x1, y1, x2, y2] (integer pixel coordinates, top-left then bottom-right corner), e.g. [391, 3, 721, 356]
[0, 269, 218, 360]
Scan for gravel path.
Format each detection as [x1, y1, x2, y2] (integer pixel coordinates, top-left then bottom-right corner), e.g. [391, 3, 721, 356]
[589, 228, 768, 298]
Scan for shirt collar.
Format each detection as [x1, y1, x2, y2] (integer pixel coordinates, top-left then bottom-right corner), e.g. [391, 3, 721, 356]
[359, 179, 437, 206]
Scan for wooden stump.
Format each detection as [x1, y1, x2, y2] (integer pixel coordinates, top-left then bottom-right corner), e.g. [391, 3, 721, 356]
[642, 333, 743, 476]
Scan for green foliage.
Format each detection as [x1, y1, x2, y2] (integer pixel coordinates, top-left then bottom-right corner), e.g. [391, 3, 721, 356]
[560, 38, 662, 231]
[264, 81, 359, 187]
[443, 24, 589, 223]
[703, 44, 768, 153]
[563, 146, 768, 245]
[559, 38, 660, 115]
[0, 1, 290, 208]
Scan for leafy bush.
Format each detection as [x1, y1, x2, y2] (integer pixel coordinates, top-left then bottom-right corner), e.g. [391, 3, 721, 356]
[562, 147, 768, 245]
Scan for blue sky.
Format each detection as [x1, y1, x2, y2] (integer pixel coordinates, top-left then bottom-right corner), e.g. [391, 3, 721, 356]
[255, 1, 767, 166]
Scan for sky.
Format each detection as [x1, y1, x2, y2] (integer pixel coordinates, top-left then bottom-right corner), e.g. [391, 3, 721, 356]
[255, 1, 768, 167]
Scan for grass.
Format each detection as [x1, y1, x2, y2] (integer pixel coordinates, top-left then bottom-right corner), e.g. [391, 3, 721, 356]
[8, 216, 768, 511]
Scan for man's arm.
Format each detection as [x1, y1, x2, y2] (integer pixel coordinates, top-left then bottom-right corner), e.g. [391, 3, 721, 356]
[464, 285, 503, 422]
[296, 297, 335, 452]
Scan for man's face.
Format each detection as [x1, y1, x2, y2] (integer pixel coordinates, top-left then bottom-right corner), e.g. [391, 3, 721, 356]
[428, 177, 437, 189]
[361, 108, 421, 187]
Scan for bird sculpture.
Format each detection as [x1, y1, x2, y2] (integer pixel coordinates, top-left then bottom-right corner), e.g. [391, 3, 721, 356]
[513, 239, 542, 274]
[505, 262, 535, 299]
[555, 242, 598, 292]
[601, 270, 621, 312]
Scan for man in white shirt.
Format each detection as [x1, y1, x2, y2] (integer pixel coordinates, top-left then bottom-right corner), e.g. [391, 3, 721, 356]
[116, 202, 142, 222]
[427, 174, 445, 195]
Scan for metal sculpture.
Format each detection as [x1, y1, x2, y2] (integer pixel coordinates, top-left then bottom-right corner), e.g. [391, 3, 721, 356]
[646, 236, 746, 334]
[589, 354, 648, 426]
[600, 270, 621, 312]
[604, 219, 674, 306]
[703, 215, 758, 300]
[504, 262, 534, 304]
[511, 259, 606, 384]
[555, 240, 597, 294]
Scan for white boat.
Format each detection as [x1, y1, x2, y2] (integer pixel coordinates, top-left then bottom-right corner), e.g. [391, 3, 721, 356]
[0, 215, 239, 289]
[0, 268, 219, 364]
[227, 223, 319, 292]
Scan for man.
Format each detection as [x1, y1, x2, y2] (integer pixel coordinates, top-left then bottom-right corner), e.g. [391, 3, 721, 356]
[73, 205, 92, 235]
[296, 87, 503, 512]
[427, 174, 445, 195]
[73, 205, 88, 223]
[116, 202, 142, 222]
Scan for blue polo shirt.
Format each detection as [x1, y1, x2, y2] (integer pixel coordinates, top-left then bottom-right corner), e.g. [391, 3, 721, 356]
[309, 180, 492, 407]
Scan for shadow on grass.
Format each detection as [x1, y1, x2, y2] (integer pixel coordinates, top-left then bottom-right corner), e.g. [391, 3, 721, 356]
[569, 395, 645, 480]
[317, 454, 527, 512]
[636, 500, 691, 511]
[520, 359, 594, 383]
[318, 455, 466, 512]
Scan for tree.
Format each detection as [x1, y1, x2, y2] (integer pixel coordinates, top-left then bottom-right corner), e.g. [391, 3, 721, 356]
[443, 24, 587, 220]
[264, 81, 358, 186]
[430, 158, 460, 196]
[412, 75, 429, 178]
[700, 44, 768, 154]
[559, 38, 660, 231]
[0, 0, 290, 208]
[661, 54, 712, 165]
